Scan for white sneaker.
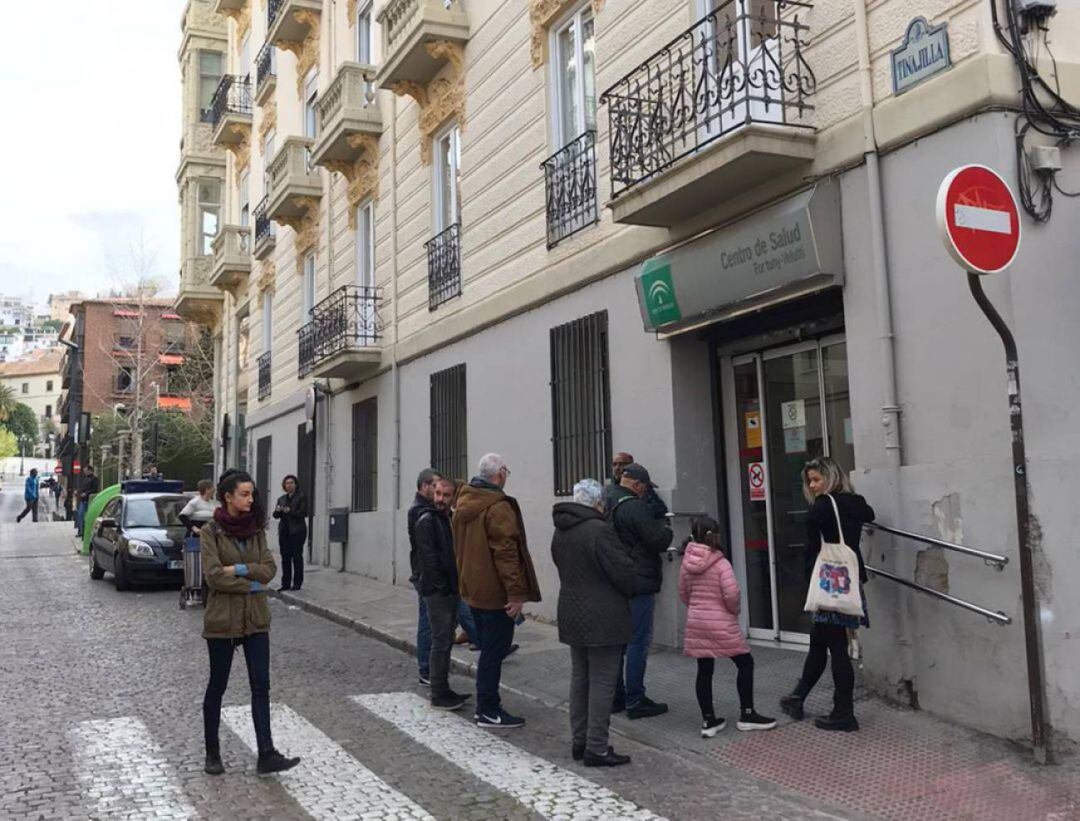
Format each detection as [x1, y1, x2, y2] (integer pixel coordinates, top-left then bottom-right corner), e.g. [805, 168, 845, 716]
[701, 718, 726, 738]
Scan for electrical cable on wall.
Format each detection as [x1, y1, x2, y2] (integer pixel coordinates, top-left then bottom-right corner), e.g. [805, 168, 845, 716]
[992, 0, 1080, 222]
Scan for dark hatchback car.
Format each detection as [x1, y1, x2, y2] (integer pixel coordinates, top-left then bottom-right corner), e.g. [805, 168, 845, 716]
[88, 492, 191, 590]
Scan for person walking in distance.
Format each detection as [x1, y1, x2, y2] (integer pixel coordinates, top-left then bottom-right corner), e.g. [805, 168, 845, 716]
[16, 469, 40, 523]
[408, 469, 440, 686]
[453, 453, 541, 729]
[552, 479, 637, 767]
[272, 475, 308, 591]
[416, 477, 472, 711]
[608, 463, 673, 719]
[75, 465, 99, 538]
[200, 470, 300, 776]
[681, 516, 776, 737]
[780, 457, 875, 732]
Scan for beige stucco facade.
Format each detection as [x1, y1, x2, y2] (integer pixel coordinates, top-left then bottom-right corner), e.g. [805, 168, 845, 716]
[0, 350, 64, 451]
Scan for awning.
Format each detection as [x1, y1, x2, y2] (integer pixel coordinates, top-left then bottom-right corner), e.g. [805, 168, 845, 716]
[158, 354, 185, 366]
[634, 180, 844, 336]
[160, 312, 182, 321]
[113, 310, 140, 318]
[157, 396, 192, 411]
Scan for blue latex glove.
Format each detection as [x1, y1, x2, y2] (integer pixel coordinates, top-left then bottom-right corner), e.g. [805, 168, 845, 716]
[249, 580, 263, 594]
[234, 563, 249, 577]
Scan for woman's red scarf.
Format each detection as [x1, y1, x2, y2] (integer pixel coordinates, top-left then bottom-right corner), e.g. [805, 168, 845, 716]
[213, 507, 262, 540]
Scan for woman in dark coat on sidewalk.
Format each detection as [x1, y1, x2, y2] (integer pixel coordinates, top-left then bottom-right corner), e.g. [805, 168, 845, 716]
[551, 478, 638, 767]
[272, 475, 308, 591]
[781, 456, 875, 732]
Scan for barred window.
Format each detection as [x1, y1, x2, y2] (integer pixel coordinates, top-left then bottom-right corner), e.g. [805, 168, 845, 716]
[550, 310, 612, 496]
[351, 398, 378, 512]
[255, 436, 272, 499]
[430, 364, 467, 481]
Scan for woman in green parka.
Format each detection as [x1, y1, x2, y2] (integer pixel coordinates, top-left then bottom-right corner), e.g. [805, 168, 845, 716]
[200, 469, 300, 776]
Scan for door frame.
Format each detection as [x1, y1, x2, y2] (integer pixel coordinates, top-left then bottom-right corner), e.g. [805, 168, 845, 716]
[721, 332, 845, 646]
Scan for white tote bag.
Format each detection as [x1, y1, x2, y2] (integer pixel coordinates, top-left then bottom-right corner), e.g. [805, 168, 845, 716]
[803, 494, 864, 618]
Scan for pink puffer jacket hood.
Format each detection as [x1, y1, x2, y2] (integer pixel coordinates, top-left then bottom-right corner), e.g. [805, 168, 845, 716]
[679, 542, 750, 659]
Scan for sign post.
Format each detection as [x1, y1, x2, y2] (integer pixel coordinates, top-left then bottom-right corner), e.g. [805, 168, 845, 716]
[936, 164, 1047, 763]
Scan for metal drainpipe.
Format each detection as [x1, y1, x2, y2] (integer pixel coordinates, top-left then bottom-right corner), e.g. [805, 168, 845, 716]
[852, 0, 915, 684]
[321, 3, 336, 569]
[390, 92, 402, 586]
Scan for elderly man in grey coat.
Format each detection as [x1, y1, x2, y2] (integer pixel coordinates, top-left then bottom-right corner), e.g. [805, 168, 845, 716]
[551, 478, 638, 767]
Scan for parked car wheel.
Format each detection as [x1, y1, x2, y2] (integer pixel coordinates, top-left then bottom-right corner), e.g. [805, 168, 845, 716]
[114, 555, 131, 591]
[89, 549, 105, 581]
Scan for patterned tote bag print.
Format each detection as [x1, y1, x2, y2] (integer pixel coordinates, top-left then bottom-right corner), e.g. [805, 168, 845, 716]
[803, 493, 864, 618]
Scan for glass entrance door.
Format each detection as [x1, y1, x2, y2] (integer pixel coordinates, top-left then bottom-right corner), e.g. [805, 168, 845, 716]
[724, 335, 852, 643]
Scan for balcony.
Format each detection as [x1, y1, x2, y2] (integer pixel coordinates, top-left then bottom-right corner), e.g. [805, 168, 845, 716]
[542, 131, 598, 249]
[257, 351, 272, 400]
[599, 0, 816, 228]
[297, 285, 382, 380]
[255, 43, 276, 107]
[268, 0, 321, 47]
[266, 137, 322, 223]
[376, 0, 469, 88]
[425, 223, 461, 310]
[310, 63, 381, 170]
[210, 75, 253, 147]
[210, 225, 253, 291]
[212, 0, 246, 11]
[175, 257, 224, 322]
[253, 197, 276, 260]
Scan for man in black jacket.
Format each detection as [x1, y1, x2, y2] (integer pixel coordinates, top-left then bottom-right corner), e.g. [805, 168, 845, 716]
[605, 451, 669, 520]
[608, 463, 673, 719]
[407, 469, 440, 686]
[272, 475, 308, 590]
[416, 477, 470, 711]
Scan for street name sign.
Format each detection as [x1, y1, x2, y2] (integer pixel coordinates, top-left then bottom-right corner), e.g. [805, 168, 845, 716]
[936, 165, 1021, 274]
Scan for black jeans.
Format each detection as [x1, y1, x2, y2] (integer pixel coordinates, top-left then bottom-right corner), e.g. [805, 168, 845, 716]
[795, 623, 855, 716]
[696, 654, 755, 720]
[203, 633, 273, 755]
[16, 499, 38, 523]
[470, 607, 515, 716]
[280, 530, 306, 589]
[425, 594, 460, 698]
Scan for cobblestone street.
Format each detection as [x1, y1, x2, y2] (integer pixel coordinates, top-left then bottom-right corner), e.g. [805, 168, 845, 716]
[0, 494, 852, 821]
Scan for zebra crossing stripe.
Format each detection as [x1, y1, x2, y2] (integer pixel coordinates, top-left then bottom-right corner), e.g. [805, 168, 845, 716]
[353, 692, 665, 821]
[222, 702, 435, 820]
[69, 718, 197, 820]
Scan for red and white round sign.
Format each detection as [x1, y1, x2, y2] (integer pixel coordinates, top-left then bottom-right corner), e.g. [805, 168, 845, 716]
[936, 165, 1021, 275]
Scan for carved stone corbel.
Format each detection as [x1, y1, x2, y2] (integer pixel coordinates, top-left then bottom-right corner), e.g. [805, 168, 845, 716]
[324, 134, 381, 227]
[528, 0, 605, 68]
[258, 259, 277, 295]
[221, 0, 253, 42]
[258, 100, 277, 143]
[273, 196, 321, 274]
[385, 41, 466, 165]
[275, 10, 322, 98]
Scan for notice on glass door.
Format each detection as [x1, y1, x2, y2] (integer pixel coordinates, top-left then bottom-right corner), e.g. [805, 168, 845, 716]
[781, 399, 806, 429]
[784, 426, 807, 454]
[744, 411, 762, 449]
[748, 462, 766, 501]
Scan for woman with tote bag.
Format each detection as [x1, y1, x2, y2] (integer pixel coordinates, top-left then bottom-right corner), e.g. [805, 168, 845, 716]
[780, 457, 875, 732]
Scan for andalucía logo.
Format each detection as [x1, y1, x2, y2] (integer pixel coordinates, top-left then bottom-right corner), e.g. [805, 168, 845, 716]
[640, 258, 681, 328]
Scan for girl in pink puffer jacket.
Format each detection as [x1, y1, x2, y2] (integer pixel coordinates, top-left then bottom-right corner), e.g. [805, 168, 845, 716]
[680, 516, 776, 737]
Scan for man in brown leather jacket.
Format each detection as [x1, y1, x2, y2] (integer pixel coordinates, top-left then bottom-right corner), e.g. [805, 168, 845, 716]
[452, 453, 540, 729]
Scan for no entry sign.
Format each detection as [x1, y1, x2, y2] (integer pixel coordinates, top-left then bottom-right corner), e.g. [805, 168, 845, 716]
[936, 165, 1021, 274]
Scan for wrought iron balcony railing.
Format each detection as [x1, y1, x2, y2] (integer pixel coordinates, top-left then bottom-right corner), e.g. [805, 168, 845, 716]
[254, 197, 275, 248]
[256, 42, 276, 95]
[599, 0, 815, 198]
[541, 131, 599, 248]
[268, 0, 284, 29]
[210, 74, 253, 128]
[425, 223, 461, 311]
[297, 285, 382, 377]
[257, 351, 272, 400]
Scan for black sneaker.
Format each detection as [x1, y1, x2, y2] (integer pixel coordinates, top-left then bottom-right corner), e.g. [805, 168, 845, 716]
[572, 742, 585, 761]
[737, 711, 778, 731]
[204, 751, 224, 776]
[627, 697, 668, 720]
[611, 697, 626, 714]
[277, 585, 291, 592]
[431, 693, 469, 711]
[256, 749, 301, 775]
[815, 713, 860, 732]
[418, 675, 431, 687]
[701, 717, 726, 738]
[780, 694, 805, 721]
[583, 748, 631, 767]
[504, 643, 520, 658]
[446, 689, 471, 702]
[475, 708, 525, 729]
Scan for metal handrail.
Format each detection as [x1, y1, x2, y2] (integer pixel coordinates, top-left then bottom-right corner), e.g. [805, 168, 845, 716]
[864, 522, 1009, 570]
[867, 565, 1012, 626]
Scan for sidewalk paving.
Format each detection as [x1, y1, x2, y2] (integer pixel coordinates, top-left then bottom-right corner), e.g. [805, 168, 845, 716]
[277, 563, 1080, 821]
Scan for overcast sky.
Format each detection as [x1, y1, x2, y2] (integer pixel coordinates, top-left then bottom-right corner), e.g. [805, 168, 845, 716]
[0, 3, 183, 312]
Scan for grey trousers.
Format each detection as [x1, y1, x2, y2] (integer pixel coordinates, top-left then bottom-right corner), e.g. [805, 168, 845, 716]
[569, 644, 624, 755]
[425, 594, 460, 698]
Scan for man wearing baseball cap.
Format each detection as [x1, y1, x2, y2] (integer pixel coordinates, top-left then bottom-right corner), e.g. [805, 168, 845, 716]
[607, 462, 673, 719]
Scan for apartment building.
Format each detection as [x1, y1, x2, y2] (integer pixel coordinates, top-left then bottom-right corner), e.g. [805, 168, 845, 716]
[0, 349, 64, 450]
[183, 0, 1080, 745]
